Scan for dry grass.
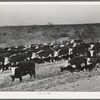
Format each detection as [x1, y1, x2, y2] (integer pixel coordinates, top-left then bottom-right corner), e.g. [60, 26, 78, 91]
[0, 60, 100, 91]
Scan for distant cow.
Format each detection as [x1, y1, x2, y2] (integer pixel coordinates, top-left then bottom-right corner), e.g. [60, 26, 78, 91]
[37, 50, 54, 63]
[0, 53, 11, 72]
[9, 52, 30, 66]
[90, 56, 100, 67]
[10, 61, 36, 82]
[72, 44, 88, 56]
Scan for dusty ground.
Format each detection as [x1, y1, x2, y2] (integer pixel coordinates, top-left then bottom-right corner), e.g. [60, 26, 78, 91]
[0, 60, 100, 91]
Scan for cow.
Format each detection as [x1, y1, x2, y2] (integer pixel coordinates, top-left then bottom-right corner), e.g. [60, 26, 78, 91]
[0, 56, 5, 72]
[10, 61, 36, 82]
[72, 43, 89, 57]
[60, 56, 87, 72]
[32, 57, 44, 64]
[9, 54, 25, 67]
[0, 53, 12, 72]
[90, 42, 100, 56]
[90, 56, 100, 68]
[37, 50, 54, 63]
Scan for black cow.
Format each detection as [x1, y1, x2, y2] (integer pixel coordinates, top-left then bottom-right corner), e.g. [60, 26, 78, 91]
[90, 42, 100, 55]
[37, 50, 54, 63]
[90, 56, 100, 68]
[58, 47, 69, 57]
[0, 53, 11, 72]
[10, 61, 36, 82]
[0, 56, 5, 71]
[9, 54, 25, 66]
[72, 44, 88, 56]
[60, 56, 87, 72]
[32, 58, 44, 64]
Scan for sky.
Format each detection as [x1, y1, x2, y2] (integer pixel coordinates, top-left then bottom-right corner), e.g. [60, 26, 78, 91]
[0, 3, 100, 26]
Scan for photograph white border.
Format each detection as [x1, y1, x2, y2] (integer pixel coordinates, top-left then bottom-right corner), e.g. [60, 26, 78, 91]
[0, 1, 100, 99]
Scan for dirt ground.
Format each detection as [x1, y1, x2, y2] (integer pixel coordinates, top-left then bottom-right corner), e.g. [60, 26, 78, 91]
[0, 60, 100, 91]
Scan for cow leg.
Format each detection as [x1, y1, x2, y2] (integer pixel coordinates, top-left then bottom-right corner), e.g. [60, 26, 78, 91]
[19, 77, 22, 82]
[2, 66, 5, 72]
[12, 77, 15, 81]
[29, 71, 33, 79]
[70, 68, 74, 73]
[77, 65, 81, 72]
[33, 70, 36, 78]
[5, 65, 9, 70]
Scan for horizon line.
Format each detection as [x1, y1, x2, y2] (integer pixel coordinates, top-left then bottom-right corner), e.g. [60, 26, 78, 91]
[0, 22, 100, 27]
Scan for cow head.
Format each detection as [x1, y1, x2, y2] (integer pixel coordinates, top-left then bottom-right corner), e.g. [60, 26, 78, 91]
[86, 58, 92, 65]
[70, 39, 74, 44]
[27, 57, 30, 60]
[64, 60, 70, 67]
[54, 50, 60, 57]
[68, 48, 73, 55]
[35, 46, 39, 49]
[90, 44, 95, 50]
[89, 50, 95, 57]
[60, 45, 64, 47]
[11, 67, 17, 76]
[31, 53, 36, 59]
[4, 57, 10, 65]
[73, 43, 77, 47]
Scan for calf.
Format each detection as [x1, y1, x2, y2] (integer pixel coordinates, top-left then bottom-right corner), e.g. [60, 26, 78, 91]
[10, 61, 36, 82]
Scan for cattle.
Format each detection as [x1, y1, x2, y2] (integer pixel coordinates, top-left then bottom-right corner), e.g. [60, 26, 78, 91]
[58, 47, 69, 56]
[71, 42, 89, 57]
[90, 42, 100, 55]
[72, 46, 85, 56]
[39, 43, 52, 50]
[0, 39, 99, 77]
[9, 54, 25, 67]
[36, 50, 54, 63]
[0, 56, 5, 71]
[0, 53, 12, 72]
[53, 49, 60, 62]
[32, 58, 44, 64]
[10, 61, 36, 82]
[90, 56, 100, 67]
[60, 56, 87, 72]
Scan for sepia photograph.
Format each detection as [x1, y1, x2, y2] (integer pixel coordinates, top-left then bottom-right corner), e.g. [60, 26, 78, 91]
[0, 1, 100, 99]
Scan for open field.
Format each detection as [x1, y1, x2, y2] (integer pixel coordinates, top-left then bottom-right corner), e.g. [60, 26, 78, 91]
[0, 60, 100, 91]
